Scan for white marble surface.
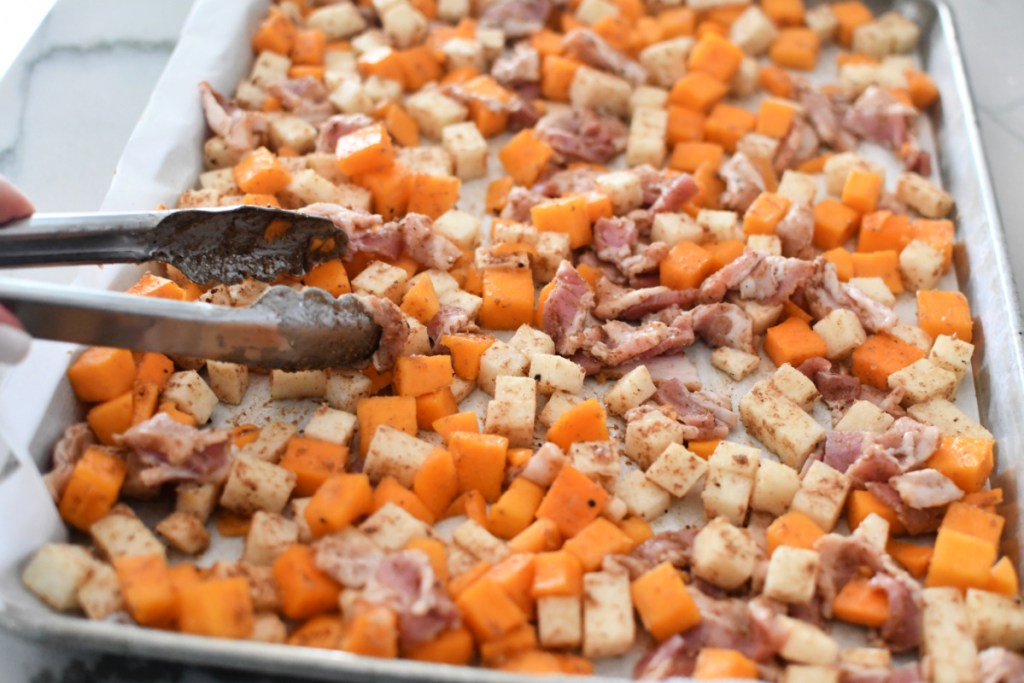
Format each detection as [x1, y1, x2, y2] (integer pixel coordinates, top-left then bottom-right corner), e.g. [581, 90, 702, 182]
[1, 1, 1023, 681]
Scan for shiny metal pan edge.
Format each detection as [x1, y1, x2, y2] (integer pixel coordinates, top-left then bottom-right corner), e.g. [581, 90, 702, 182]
[1, 0, 1022, 680]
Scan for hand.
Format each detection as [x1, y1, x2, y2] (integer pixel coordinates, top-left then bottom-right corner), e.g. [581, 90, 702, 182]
[0, 176, 35, 365]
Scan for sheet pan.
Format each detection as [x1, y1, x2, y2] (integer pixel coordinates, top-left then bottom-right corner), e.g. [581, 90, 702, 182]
[0, 0, 1021, 680]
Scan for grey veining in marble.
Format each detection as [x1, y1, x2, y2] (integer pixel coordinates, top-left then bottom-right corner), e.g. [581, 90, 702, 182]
[1, 0, 1024, 682]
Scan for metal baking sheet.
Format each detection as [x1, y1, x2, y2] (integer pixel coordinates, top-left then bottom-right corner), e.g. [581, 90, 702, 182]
[1, 0, 1022, 680]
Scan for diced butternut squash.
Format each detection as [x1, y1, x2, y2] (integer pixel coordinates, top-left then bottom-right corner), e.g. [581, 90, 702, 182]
[394, 355, 453, 397]
[693, 648, 759, 680]
[58, 447, 127, 531]
[562, 517, 632, 572]
[450, 431, 509, 503]
[86, 391, 134, 446]
[925, 436, 994, 494]
[337, 123, 395, 177]
[704, 103, 756, 153]
[917, 290, 973, 342]
[546, 398, 609, 452]
[764, 317, 827, 368]
[535, 465, 608, 538]
[279, 437, 349, 497]
[179, 577, 254, 639]
[67, 347, 137, 403]
[687, 32, 744, 82]
[743, 192, 792, 235]
[661, 240, 714, 290]
[769, 28, 820, 71]
[531, 195, 591, 249]
[669, 71, 729, 113]
[813, 199, 861, 250]
[847, 489, 905, 536]
[499, 130, 553, 187]
[851, 333, 925, 389]
[488, 477, 545, 540]
[441, 334, 495, 381]
[234, 147, 292, 195]
[631, 562, 701, 642]
[481, 268, 535, 330]
[832, 577, 888, 628]
[114, 554, 177, 629]
[765, 510, 825, 555]
[841, 168, 883, 214]
[273, 544, 342, 620]
[851, 250, 903, 293]
[455, 578, 527, 642]
[356, 396, 417, 455]
[886, 540, 934, 578]
[304, 473, 373, 538]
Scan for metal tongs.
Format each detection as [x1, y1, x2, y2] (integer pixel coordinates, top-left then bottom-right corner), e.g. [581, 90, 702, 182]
[0, 206, 380, 370]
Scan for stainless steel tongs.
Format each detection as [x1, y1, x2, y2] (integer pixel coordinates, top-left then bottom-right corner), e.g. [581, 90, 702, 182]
[0, 206, 381, 369]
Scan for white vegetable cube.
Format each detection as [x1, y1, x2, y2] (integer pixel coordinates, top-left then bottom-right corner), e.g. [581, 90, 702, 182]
[250, 613, 287, 643]
[582, 571, 635, 658]
[303, 405, 357, 447]
[176, 482, 221, 522]
[907, 399, 993, 440]
[750, 458, 801, 515]
[250, 51, 291, 88]
[899, 239, 945, 291]
[813, 309, 867, 361]
[351, 260, 409, 302]
[824, 153, 885, 197]
[307, 3, 367, 40]
[711, 346, 761, 381]
[270, 369, 327, 401]
[268, 115, 317, 154]
[441, 122, 488, 180]
[477, 28, 505, 60]
[697, 209, 742, 241]
[879, 11, 922, 52]
[840, 648, 892, 669]
[90, 505, 165, 561]
[849, 277, 895, 307]
[405, 315, 433, 357]
[323, 51, 358, 91]
[193, 170, 237, 199]
[965, 588, 1024, 651]
[329, 76, 374, 115]
[478, 341, 530, 395]
[777, 171, 818, 206]
[739, 385, 826, 469]
[569, 441, 621, 489]
[763, 547, 819, 604]
[929, 335, 974, 384]
[644, 443, 707, 498]
[691, 517, 759, 590]
[281, 168, 343, 206]
[651, 212, 703, 248]
[535, 232, 572, 282]
[360, 502, 429, 551]
[639, 37, 693, 88]
[432, 210, 479, 250]
[767, 364, 820, 412]
[485, 399, 535, 448]
[595, 170, 644, 214]
[737, 132, 780, 162]
[405, 89, 468, 140]
[835, 400, 895, 433]
[730, 6, 778, 56]
[21, 544, 96, 611]
[890, 325, 931, 354]
[613, 469, 672, 521]
[702, 443, 759, 524]
[509, 325, 556, 358]
[540, 391, 584, 428]
[438, 0, 470, 22]
[237, 421, 296, 463]
[538, 595, 582, 649]
[441, 38, 485, 72]
[853, 512, 890, 550]
[921, 588, 979, 683]
[747, 234, 782, 256]
[897, 172, 953, 218]
[529, 354, 586, 395]
[155, 511, 210, 555]
[381, 3, 427, 48]
[364, 425, 434, 487]
[777, 616, 839, 665]
[219, 457, 296, 515]
[242, 511, 299, 566]
[624, 409, 686, 469]
[289, 498, 314, 544]
[887, 358, 958, 405]
[452, 519, 509, 563]
[397, 145, 454, 177]
[783, 666, 839, 683]
[325, 370, 373, 413]
[626, 106, 668, 168]
[77, 562, 122, 620]
[570, 67, 631, 119]
[494, 375, 538, 404]
[730, 56, 759, 99]
[205, 361, 249, 405]
[789, 461, 851, 531]
[575, 0, 619, 24]
[603, 366, 657, 416]
[805, 4, 839, 43]
[630, 86, 668, 112]
[163, 370, 218, 424]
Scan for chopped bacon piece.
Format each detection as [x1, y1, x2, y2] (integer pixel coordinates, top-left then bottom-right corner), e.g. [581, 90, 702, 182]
[606, 527, 698, 579]
[491, 44, 540, 91]
[532, 167, 600, 197]
[562, 28, 648, 86]
[355, 294, 410, 372]
[794, 78, 857, 151]
[267, 77, 333, 126]
[42, 422, 94, 502]
[699, 249, 813, 306]
[720, 153, 765, 214]
[865, 482, 943, 535]
[118, 414, 231, 487]
[614, 353, 701, 389]
[979, 648, 1024, 683]
[776, 202, 815, 259]
[427, 306, 477, 345]
[535, 108, 628, 164]
[479, 0, 551, 38]
[654, 379, 736, 440]
[300, 203, 403, 260]
[542, 261, 595, 355]
[401, 213, 461, 271]
[773, 116, 821, 173]
[691, 303, 755, 353]
[649, 174, 700, 214]
[314, 528, 384, 588]
[198, 82, 266, 153]
[316, 114, 374, 153]
[362, 550, 461, 650]
[798, 357, 861, 407]
[804, 259, 899, 333]
[593, 279, 699, 320]
[582, 319, 693, 367]
[500, 186, 546, 221]
[593, 216, 638, 263]
[520, 442, 566, 488]
[889, 469, 964, 509]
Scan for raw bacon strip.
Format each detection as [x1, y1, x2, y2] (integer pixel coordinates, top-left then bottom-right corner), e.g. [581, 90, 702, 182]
[542, 261, 595, 355]
[562, 28, 648, 86]
[119, 414, 231, 487]
[198, 81, 265, 153]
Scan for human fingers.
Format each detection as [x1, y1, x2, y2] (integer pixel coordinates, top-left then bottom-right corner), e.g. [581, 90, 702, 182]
[0, 305, 31, 365]
[0, 175, 34, 225]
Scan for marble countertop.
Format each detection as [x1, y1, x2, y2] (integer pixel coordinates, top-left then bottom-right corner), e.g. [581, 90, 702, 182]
[1, 0, 1023, 681]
